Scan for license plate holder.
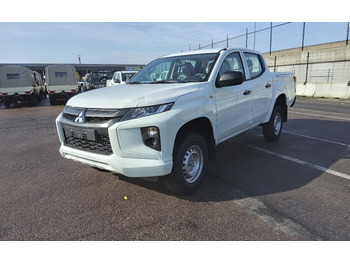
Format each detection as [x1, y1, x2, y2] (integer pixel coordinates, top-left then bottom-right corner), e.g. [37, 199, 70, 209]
[64, 126, 97, 142]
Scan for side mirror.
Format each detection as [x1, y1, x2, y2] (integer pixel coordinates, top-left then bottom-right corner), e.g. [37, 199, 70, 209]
[216, 71, 244, 88]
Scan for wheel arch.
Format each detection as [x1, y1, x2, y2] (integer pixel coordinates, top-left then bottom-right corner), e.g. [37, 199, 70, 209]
[275, 94, 288, 122]
[174, 117, 216, 162]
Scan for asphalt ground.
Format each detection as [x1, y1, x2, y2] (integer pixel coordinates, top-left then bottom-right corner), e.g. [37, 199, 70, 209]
[0, 96, 350, 243]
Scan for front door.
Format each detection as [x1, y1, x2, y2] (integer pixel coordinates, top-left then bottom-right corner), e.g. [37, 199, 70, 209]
[215, 52, 253, 143]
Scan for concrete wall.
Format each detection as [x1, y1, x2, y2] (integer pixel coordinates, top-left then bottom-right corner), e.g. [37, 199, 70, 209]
[263, 41, 350, 99]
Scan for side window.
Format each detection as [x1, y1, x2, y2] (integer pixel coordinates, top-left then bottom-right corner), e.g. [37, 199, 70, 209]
[218, 52, 244, 79]
[244, 53, 264, 79]
[113, 73, 118, 81]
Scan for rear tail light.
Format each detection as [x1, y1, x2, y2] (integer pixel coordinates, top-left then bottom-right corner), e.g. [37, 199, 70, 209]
[49, 91, 55, 94]
[71, 89, 77, 92]
[1, 93, 7, 96]
[25, 91, 31, 94]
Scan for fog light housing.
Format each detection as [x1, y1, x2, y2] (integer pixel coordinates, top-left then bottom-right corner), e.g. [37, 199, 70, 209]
[141, 126, 161, 151]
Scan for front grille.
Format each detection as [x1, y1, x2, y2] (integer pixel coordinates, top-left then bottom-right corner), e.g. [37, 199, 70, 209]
[60, 106, 129, 155]
[62, 106, 128, 124]
[64, 131, 112, 155]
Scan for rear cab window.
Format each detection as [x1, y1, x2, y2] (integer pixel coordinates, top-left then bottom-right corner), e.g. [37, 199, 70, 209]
[243, 52, 265, 79]
[7, 74, 20, 79]
[55, 72, 68, 78]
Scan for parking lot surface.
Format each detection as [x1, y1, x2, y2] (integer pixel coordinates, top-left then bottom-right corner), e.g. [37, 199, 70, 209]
[0, 96, 349, 240]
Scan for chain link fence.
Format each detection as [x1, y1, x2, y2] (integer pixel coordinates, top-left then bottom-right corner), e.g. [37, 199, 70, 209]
[190, 22, 350, 98]
[191, 22, 349, 54]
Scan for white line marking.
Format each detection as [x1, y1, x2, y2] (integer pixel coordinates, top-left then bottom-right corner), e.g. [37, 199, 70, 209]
[284, 131, 350, 147]
[290, 109, 350, 121]
[245, 144, 350, 181]
[233, 190, 322, 239]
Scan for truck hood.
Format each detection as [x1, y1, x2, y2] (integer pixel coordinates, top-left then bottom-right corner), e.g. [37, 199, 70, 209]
[67, 83, 201, 109]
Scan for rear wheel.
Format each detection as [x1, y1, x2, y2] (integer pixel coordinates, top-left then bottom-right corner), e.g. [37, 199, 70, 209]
[262, 106, 283, 142]
[49, 94, 56, 106]
[4, 101, 11, 108]
[163, 132, 208, 195]
[3, 97, 11, 108]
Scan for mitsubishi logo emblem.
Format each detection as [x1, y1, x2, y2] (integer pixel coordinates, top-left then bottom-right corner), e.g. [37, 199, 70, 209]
[74, 110, 86, 124]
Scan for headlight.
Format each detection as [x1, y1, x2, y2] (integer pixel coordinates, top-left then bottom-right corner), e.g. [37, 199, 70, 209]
[121, 103, 174, 121]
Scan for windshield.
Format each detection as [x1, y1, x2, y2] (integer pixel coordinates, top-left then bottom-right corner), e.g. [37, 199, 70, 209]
[129, 53, 219, 84]
[91, 72, 113, 81]
[119, 72, 136, 82]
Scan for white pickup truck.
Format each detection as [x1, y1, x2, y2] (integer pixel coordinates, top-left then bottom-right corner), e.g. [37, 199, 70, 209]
[56, 48, 296, 194]
[106, 71, 138, 86]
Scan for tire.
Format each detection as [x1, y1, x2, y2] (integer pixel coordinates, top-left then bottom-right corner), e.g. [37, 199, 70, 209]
[3, 97, 11, 108]
[49, 94, 56, 106]
[262, 106, 283, 142]
[163, 132, 208, 195]
[29, 94, 39, 106]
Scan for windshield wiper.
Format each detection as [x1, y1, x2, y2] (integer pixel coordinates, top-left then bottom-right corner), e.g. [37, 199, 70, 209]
[150, 80, 178, 84]
[128, 81, 142, 84]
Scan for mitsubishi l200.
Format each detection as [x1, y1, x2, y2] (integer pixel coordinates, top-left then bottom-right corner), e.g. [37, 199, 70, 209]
[56, 48, 296, 194]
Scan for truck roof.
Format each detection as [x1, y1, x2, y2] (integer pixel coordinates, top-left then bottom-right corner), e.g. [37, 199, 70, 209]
[161, 48, 260, 58]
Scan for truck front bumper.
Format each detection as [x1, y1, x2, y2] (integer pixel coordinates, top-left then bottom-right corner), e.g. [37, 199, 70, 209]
[56, 111, 178, 178]
[59, 144, 172, 177]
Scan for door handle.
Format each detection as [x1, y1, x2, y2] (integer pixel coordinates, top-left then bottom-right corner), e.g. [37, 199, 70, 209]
[265, 83, 272, 88]
[243, 90, 251, 95]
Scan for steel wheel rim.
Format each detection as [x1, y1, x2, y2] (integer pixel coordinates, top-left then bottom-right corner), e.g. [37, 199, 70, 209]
[274, 112, 282, 136]
[182, 145, 203, 183]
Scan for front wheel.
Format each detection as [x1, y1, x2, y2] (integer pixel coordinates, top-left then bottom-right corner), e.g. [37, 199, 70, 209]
[163, 132, 208, 195]
[262, 106, 283, 142]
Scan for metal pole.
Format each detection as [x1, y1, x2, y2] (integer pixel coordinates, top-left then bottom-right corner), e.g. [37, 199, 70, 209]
[199, 43, 201, 50]
[253, 22, 256, 50]
[346, 22, 349, 45]
[269, 22, 272, 55]
[304, 52, 310, 85]
[212, 39, 214, 49]
[302, 22, 306, 51]
[226, 34, 228, 48]
[274, 56, 277, 72]
[246, 28, 248, 48]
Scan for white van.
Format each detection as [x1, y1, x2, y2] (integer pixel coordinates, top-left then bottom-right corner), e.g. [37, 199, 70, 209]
[45, 65, 79, 105]
[0, 66, 44, 108]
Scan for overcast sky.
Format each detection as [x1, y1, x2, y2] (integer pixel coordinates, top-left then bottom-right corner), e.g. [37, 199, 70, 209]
[1, 1, 348, 65]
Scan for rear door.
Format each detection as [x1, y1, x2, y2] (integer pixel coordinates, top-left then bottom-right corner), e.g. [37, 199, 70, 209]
[243, 52, 273, 124]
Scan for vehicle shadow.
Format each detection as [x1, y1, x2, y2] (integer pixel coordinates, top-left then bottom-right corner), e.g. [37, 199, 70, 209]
[0, 97, 56, 109]
[114, 118, 350, 202]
